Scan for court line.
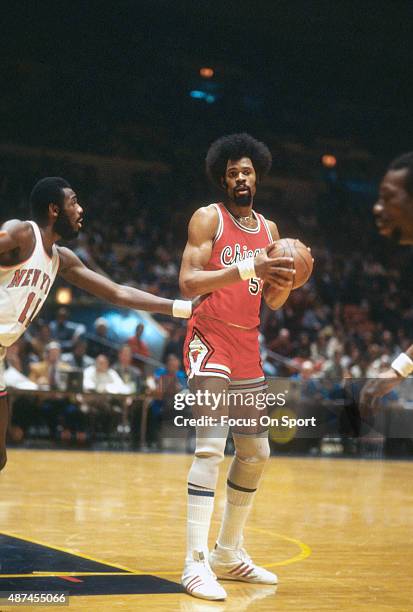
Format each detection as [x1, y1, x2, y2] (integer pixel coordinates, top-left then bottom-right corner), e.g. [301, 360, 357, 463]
[118, 509, 312, 570]
[0, 572, 144, 578]
[0, 504, 311, 577]
[0, 572, 142, 580]
[244, 526, 311, 567]
[0, 530, 140, 575]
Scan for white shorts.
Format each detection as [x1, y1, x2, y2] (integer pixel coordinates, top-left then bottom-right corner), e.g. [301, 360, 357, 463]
[0, 346, 6, 392]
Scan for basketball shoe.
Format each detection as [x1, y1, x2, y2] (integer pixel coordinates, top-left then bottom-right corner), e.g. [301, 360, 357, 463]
[209, 542, 278, 584]
[182, 551, 227, 600]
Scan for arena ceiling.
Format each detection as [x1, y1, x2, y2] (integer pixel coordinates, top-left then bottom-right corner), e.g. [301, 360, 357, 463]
[1, 2, 412, 158]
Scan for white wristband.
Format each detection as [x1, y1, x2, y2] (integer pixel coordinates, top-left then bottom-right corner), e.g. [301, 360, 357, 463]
[391, 353, 413, 377]
[237, 256, 256, 280]
[172, 299, 192, 319]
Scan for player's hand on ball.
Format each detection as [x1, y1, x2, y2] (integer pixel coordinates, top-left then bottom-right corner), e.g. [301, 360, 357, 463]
[254, 244, 295, 289]
[267, 238, 313, 289]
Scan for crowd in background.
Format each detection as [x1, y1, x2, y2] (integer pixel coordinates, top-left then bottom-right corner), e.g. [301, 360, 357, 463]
[2, 153, 413, 449]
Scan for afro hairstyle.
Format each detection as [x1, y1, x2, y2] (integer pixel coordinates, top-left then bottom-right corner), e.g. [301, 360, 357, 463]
[205, 133, 272, 187]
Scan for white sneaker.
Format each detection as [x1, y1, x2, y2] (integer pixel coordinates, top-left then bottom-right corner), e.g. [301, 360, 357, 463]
[209, 543, 278, 584]
[182, 551, 227, 600]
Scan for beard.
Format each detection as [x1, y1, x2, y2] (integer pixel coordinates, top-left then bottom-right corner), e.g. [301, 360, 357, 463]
[54, 210, 79, 241]
[233, 187, 252, 207]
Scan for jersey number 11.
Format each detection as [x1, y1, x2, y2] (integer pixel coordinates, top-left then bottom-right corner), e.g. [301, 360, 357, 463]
[18, 292, 44, 328]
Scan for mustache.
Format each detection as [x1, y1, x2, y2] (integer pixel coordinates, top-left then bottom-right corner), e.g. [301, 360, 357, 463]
[234, 187, 252, 198]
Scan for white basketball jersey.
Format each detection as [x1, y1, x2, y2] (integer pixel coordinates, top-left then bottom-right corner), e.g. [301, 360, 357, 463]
[0, 221, 60, 347]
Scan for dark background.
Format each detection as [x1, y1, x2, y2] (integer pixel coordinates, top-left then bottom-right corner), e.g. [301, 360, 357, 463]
[1, 1, 412, 159]
[2, 1, 413, 280]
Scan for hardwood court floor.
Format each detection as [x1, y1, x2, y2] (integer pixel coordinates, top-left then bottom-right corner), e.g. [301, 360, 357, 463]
[0, 450, 412, 611]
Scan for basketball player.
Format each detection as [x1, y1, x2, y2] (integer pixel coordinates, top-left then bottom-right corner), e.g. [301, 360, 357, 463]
[360, 153, 413, 412]
[0, 177, 192, 471]
[179, 134, 296, 600]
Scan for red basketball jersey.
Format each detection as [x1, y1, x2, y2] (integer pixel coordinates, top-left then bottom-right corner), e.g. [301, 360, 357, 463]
[194, 203, 273, 328]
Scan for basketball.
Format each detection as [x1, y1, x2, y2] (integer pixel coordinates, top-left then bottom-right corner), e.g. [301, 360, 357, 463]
[268, 238, 313, 289]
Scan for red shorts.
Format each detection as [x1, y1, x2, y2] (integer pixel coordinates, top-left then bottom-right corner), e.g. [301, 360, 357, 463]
[183, 314, 266, 390]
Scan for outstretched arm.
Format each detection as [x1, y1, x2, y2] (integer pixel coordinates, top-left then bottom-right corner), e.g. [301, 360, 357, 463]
[359, 347, 413, 415]
[179, 207, 295, 298]
[58, 247, 191, 318]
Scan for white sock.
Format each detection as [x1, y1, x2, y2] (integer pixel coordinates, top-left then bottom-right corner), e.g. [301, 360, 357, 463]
[186, 483, 215, 563]
[216, 480, 256, 550]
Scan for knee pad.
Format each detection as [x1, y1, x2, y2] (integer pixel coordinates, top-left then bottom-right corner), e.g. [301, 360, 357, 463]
[233, 433, 271, 463]
[228, 434, 271, 490]
[188, 435, 227, 490]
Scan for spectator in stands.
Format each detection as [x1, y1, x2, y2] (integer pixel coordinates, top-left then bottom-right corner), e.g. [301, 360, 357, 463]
[381, 330, 399, 360]
[365, 343, 384, 377]
[153, 246, 178, 281]
[162, 324, 186, 362]
[146, 353, 186, 446]
[325, 327, 345, 359]
[29, 341, 72, 390]
[83, 354, 129, 394]
[62, 338, 94, 370]
[83, 354, 131, 437]
[268, 328, 293, 357]
[88, 317, 119, 359]
[5, 345, 38, 390]
[294, 332, 312, 360]
[322, 349, 345, 380]
[154, 354, 186, 400]
[49, 307, 86, 351]
[346, 347, 366, 378]
[27, 341, 76, 439]
[95, 317, 118, 342]
[5, 344, 39, 444]
[293, 359, 316, 382]
[114, 344, 144, 442]
[28, 321, 52, 362]
[301, 303, 328, 338]
[127, 323, 150, 370]
[4, 344, 22, 375]
[310, 332, 328, 370]
[114, 345, 143, 394]
[291, 360, 324, 401]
